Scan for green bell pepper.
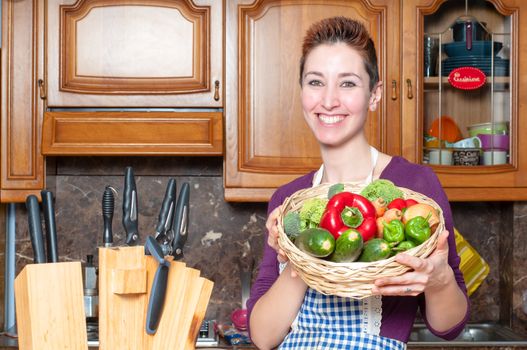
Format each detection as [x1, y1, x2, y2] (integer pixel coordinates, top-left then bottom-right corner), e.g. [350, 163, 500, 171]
[382, 219, 405, 244]
[404, 215, 431, 245]
[392, 240, 417, 252]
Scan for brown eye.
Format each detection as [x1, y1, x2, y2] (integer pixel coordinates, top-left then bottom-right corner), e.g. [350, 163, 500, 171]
[341, 81, 356, 88]
[307, 79, 323, 87]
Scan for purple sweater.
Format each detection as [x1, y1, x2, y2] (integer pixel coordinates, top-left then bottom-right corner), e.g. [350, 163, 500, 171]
[247, 156, 470, 343]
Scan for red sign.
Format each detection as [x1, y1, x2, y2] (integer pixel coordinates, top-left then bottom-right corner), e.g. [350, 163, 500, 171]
[448, 67, 486, 90]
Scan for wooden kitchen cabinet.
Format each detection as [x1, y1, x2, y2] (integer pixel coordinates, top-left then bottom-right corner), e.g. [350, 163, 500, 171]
[40, 0, 224, 156]
[0, 0, 46, 203]
[400, 0, 527, 201]
[1, 0, 224, 202]
[45, 0, 223, 107]
[224, 0, 401, 202]
[224, 0, 527, 202]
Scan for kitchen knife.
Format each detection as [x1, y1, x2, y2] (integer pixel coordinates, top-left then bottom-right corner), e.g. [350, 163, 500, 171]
[154, 178, 177, 251]
[40, 190, 59, 263]
[144, 236, 170, 335]
[123, 166, 139, 245]
[25, 195, 46, 264]
[102, 186, 115, 247]
[171, 182, 189, 260]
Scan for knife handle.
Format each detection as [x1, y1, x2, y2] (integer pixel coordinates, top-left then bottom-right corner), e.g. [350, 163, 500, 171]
[145, 236, 170, 335]
[25, 195, 46, 264]
[102, 186, 115, 247]
[145, 263, 169, 335]
[41, 190, 59, 263]
[123, 166, 139, 245]
[155, 178, 176, 237]
[172, 182, 190, 259]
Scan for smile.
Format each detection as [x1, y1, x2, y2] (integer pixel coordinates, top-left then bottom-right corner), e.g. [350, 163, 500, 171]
[318, 114, 346, 125]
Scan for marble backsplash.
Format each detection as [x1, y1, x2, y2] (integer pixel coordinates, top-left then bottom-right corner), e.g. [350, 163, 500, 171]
[1, 156, 526, 336]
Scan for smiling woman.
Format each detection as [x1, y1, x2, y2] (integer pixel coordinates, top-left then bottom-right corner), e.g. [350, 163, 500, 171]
[300, 42, 382, 153]
[247, 16, 469, 350]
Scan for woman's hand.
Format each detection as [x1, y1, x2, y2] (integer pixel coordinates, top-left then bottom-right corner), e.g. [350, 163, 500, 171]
[266, 206, 289, 263]
[372, 230, 454, 296]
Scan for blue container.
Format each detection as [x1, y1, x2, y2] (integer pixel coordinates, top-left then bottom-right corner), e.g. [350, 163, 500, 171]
[442, 41, 503, 57]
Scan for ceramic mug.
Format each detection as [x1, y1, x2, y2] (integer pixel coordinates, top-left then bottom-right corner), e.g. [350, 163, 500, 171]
[483, 150, 507, 165]
[446, 136, 481, 149]
[453, 149, 480, 166]
[429, 149, 453, 165]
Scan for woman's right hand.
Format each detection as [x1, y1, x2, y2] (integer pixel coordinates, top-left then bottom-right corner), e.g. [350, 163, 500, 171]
[266, 206, 289, 263]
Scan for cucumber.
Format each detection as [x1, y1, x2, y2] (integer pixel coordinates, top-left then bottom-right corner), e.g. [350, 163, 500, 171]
[329, 228, 363, 263]
[358, 238, 392, 262]
[295, 228, 335, 258]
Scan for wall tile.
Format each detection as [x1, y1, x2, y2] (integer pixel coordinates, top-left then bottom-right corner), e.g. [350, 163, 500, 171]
[4, 156, 526, 334]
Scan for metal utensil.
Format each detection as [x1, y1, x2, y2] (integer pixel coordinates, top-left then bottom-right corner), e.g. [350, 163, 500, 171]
[25, 195, 46, 264]
[123, 167, 139, 245]
[171, 182, 189, 260]
[144, 236, 170, 335]
[41, 190, 59, 263]
[102, 186, 116, 247]
[154, 178, 177, 256]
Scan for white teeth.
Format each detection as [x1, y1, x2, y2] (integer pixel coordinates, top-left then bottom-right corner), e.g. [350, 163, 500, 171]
[318, 114, 345, 124]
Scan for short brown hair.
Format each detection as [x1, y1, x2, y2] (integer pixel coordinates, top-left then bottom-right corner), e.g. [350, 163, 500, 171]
[299, 17, 379, 91]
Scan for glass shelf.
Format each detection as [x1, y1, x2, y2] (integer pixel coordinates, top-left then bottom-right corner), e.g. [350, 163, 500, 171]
[422, 0, 511, 168]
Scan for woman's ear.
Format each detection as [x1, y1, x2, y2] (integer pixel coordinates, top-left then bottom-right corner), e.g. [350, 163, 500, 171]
[369, 81, 383, 111]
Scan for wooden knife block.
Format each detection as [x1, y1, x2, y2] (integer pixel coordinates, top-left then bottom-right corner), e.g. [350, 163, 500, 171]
[14, 261, 88, 350]
[98, 246, 213, 350]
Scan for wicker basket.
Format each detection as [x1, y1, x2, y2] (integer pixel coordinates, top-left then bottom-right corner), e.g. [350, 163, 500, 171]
[277, 183, 445, 299]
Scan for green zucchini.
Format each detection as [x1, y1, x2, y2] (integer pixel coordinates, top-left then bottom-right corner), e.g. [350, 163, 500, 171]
[295, 228, 335, 258]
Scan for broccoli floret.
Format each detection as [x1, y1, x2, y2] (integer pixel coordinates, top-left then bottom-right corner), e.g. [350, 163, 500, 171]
[360, 179, 403, 204]
[299, 198, 328, 228]
[283, 211, 303, 239]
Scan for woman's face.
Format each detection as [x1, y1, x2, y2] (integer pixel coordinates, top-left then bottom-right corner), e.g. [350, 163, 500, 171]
[301, 43, 381, 148]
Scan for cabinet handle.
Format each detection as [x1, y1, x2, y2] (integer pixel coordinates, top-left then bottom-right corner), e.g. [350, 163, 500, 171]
[213, 80, 220, 101]
[38, 79, 46, 100]
[406, 79, 413, 99]
[391, 80, 397, 100]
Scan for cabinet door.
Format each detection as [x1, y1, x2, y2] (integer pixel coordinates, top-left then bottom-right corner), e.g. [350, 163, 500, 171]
[225, 0, 400, 202]
[46, 0, 222, 107]
[1, 0, 45, 203]
[401, 0, 527, 201]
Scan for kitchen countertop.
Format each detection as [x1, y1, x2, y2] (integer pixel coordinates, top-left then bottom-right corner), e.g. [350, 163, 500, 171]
[2, 335, 527, 350]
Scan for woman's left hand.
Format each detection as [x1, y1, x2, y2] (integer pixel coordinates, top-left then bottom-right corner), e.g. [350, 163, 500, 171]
[371, 230, 454, 296]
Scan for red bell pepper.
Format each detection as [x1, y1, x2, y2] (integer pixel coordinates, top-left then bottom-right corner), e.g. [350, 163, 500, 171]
[319, 192, 377, 241]
[387, 198, 419, 211]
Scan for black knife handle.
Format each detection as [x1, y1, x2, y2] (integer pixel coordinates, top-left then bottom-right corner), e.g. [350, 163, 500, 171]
[102, 186, 115, 247]
[25, 195, 46, 264]
[155, 178, 176, 238]
[145, 263, 169, 335]
[145, 236, 165, 264]
[171, 182, 190, 259]
[145, 236, 170, 335]
[123, 167, 139, 245]
[40, 190, 59, 263]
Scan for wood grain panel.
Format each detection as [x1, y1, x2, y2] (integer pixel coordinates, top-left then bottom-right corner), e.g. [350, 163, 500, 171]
[41, 112, 223, 155]
[225, 0, 400, 201]
[0, 0, 45, 203]
[46, 0, 222, 107]
[60, 0, 209, 94]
